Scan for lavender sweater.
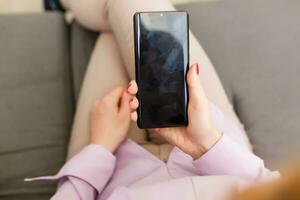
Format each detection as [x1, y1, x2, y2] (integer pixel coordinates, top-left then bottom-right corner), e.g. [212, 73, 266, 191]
[26, 104, 279, 200]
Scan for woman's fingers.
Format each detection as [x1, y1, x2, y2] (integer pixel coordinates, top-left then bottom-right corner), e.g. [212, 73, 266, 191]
[127, 80, 138, 95]
[129, 97, 139, 110]
[102, 87, 124, 111]
[119, 89, 131, 114]
[155, 128, 175, 146]
[187, 63, 208, 109]
[127, 80, 139, 121]
[130, 111, 138, 121]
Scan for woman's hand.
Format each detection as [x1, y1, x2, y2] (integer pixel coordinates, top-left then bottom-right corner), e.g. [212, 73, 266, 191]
[128, 64, 221, 159]
[90, 87, 133, 153]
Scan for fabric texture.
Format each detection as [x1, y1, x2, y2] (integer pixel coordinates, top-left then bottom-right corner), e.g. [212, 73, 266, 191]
[26, 104, 279, 200]
[177, 0, 300, 167]
[0, 13, 72, 199]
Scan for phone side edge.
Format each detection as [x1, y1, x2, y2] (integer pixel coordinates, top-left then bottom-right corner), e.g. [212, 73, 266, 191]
[133, 13, 144, 129]
[185, 11, 190, 126]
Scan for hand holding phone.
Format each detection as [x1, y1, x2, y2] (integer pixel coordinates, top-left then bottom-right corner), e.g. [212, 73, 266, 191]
[127, 64, 221, 159]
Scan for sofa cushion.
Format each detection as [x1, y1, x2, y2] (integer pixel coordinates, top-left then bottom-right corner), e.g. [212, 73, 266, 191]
[177, 0, 300, 168]
[0, 12, 72, 199]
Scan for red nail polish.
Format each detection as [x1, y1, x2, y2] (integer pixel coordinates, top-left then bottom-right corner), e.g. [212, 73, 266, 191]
[196, 63, 200, 75]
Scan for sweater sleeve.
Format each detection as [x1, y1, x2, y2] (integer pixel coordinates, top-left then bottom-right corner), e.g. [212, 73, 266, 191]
[25, 144, 116, 199]
[193, 134, 280, 181]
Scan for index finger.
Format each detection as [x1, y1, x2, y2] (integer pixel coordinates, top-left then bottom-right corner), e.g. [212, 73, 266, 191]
[127, 80, 138, 95]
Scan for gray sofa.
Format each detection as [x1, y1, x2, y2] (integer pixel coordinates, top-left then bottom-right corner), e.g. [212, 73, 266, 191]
[0, 0, 299, 199]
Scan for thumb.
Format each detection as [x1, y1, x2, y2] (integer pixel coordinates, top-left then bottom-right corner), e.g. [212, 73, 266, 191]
[154, 128, 175, 145]
[187, 63, 208, 108]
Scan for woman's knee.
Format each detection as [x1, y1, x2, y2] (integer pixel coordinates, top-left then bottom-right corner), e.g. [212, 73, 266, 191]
[61, 0, 111, 31]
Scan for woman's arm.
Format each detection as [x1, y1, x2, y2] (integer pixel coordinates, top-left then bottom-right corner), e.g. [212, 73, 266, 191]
[26, 86, 135, 199]
[127, 64, 279, 182]
[51, 179, 80, 200]
[193, 134, 280, 181]
[191, 103, 280, 181]
[26, 145, 116, 199]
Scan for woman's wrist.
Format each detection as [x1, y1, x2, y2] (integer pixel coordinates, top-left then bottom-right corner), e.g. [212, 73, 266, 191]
[202, 129, 222, 151]
[90, 138, 116, 153]
[193, 129, 222, 159]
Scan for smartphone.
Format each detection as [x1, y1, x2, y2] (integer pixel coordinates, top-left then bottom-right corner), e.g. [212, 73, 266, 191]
[134, 11, 189, 129]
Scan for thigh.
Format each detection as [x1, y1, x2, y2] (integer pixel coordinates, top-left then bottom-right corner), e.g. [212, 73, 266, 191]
[67, 33, 146, 159]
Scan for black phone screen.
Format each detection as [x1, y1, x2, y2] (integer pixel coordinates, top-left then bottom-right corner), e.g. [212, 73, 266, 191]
[134, 11, 189, 128]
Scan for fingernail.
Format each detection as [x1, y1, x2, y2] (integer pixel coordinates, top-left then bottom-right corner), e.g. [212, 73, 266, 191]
[127, 83, 132, 93]
[196, 63, 200, 75]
